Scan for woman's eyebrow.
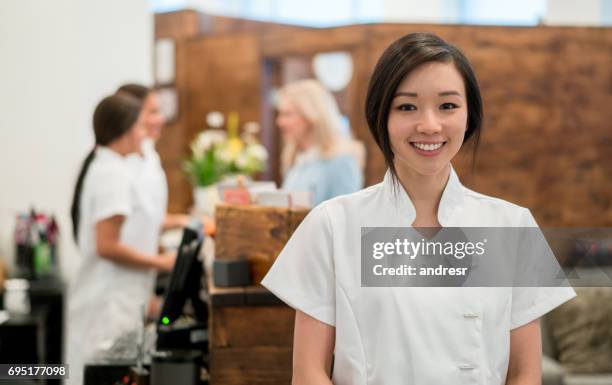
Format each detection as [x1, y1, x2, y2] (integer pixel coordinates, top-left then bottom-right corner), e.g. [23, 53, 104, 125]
[438, 90, 461, 96]
[394, 90, 462, 97]
[394, 91, 417, 97]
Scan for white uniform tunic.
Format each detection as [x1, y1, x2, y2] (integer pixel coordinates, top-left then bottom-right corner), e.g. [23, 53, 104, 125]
[67, 146, 164, 385]
[127, 138, 168, 227]
[262, 166, 576, 385]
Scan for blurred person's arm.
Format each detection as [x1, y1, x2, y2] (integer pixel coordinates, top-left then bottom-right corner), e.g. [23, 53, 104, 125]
[96, 215, 176, 272]
[162, 213, 215, 232]
[162, 213, 190, 230]
[147, 295, 163, 321]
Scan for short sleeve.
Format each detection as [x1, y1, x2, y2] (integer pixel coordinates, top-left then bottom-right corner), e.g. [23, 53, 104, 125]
[510, 208, 576, 330]
[90, 168, 132, 223]
[261, 204, 336, 326]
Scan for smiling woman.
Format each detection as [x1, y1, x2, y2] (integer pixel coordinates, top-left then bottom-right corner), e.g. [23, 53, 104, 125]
[366, 33, 482, 184]
[262, 32, 576, 385]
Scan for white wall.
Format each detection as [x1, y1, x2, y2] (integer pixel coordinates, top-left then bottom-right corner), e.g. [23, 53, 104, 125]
[544, 0, 602, 26]
[381, 0, 459, 23]
[0, 0, 153, 283]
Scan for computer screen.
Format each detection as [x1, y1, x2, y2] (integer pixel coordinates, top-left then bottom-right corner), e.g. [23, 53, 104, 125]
[158, 227, 205, 326]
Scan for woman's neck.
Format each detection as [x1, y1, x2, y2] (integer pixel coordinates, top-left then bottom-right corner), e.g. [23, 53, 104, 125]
[106, 141, 131, 157]
[395, 163, 451, 227]
[296, 131, 315, 152]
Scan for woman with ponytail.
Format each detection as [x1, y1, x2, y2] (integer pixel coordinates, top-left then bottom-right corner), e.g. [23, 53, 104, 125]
[67, 93, 176, 385]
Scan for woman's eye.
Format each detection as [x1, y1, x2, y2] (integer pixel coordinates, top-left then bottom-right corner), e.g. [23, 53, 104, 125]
[440, 103, 459, 110]
[397, 104, 416, 111]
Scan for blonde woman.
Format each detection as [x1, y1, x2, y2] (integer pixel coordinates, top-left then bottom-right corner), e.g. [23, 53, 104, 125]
[276, 79, 364, 205]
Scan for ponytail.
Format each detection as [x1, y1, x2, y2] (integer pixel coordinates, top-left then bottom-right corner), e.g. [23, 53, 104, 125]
[70, 148, 96, 242]
[70, 93, 142, 243]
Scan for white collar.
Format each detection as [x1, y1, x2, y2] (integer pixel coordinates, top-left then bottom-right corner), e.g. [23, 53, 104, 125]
[95, 146, 127, 163]
[141, 138, 156, 156]
[381, 165, 465, 227]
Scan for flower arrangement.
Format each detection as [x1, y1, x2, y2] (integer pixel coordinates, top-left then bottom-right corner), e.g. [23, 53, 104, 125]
[184, 111, 268, 187]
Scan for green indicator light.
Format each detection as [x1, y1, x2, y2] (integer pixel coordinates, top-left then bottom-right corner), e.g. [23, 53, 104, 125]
[162, 316, 170, 325]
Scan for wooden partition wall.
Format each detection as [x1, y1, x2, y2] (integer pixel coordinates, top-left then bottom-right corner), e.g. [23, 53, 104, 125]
[155, 11, 611, 227]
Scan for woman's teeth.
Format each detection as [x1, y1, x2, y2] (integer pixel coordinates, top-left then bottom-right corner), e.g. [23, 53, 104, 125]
[412, 142, 444, 151]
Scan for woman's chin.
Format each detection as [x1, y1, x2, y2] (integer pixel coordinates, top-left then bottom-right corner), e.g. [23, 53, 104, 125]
[395, 158, 450, 178]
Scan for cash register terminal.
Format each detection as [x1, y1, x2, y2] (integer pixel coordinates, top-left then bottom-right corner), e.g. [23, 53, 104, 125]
[156, 226, 208, 351]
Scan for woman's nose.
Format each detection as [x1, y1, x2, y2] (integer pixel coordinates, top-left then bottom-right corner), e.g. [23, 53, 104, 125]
[416, 110, 442, 134]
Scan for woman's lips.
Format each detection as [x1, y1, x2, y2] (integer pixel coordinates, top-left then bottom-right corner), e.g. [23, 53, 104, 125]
[410, 141, 446, 157]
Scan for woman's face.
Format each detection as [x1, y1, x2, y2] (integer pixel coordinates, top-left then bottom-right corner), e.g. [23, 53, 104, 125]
[142, 92, 166, 141]
[388, 61, 468, 177]
[276, 98, 311, 146]
[125, 110, 148, 154]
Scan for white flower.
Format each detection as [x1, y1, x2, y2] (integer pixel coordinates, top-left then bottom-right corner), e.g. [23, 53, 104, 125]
[216, 146, 233, 163]
[244, 121, 260, 135]
[207, 130, 227, 145]
[206, 111, 225, 129]
[235, 153, 249, 169]
[191, 130, 227, 156]
[246, 143, 268, 161]
[191, 137, 207, 156]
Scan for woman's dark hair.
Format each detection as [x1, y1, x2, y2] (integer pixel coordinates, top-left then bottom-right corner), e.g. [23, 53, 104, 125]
[365, 32, 483, 180]
[70, 93, 142, 241]
[116, 83, 150, 102]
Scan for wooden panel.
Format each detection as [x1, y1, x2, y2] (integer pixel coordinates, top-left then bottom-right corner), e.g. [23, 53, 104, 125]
[261, 25, 366, 57]
[155, 10, 202, 39]
[541, 28, 612, 226]
[211, 306, 294, 348]
[215, 204, 289, 284]
[183, 33, 262, 153]
[288, 209, 308, 234]
[215, 204, 309, 283]
[156, 10, 309, 40]
[199, 14, 310, 35]
[209, 346, 292, 385]
[215, 204, 289, 261]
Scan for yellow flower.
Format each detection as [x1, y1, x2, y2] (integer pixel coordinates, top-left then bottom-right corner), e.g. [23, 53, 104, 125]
[227, 137, 244, 158]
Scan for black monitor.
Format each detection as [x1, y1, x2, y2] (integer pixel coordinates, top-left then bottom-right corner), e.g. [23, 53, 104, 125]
[157, 226, 207, 327]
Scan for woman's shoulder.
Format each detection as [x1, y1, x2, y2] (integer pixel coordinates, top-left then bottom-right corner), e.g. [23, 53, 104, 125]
[459, 185, 533, 226]
[316, 180, 384, 217]
[461, 185, 526, 210]
[88, 151, 132, 186]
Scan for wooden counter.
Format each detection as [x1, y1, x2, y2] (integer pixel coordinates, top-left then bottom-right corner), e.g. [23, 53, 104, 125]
[215, 204, 308, 284]
[208, 281, 294, 385]
[208, 204, 310, 384]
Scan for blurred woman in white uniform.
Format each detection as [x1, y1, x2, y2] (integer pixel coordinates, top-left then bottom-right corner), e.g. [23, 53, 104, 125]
[262, 33, 576, 385]
[68, 94, 176, 385]
[117, 84, 191, 231]
[277, 79, 364, 205]
[116, 84, 190, 320]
